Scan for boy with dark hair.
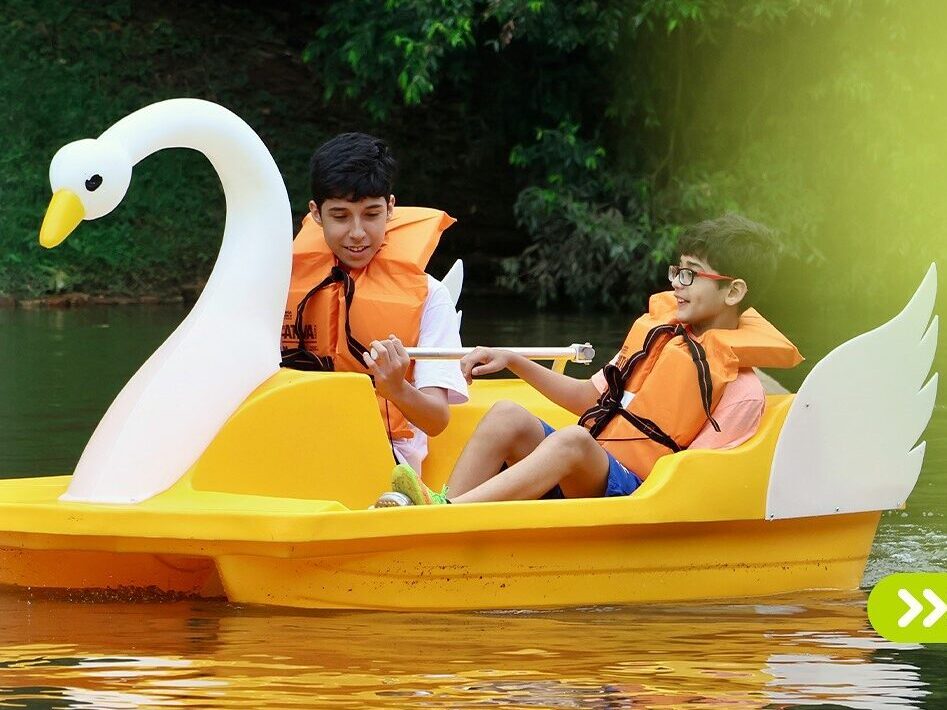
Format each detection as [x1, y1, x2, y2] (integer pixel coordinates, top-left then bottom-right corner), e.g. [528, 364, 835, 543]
[378, 214, 801, 506]
[309, 133, 396, 210]
[675, 212, 779, 310]
[282, 133, 467, 473]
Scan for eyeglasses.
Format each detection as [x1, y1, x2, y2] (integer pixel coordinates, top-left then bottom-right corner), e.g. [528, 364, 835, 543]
[668, 264, 735, 287]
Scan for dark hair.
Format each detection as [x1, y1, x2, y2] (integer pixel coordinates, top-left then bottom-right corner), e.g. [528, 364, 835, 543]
[309, 132, 397, 208]
[676, 214, 780, 310]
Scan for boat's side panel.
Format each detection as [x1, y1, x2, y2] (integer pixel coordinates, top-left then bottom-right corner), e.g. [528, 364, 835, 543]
[426, 388, 795, 525]
[185, 370, 395, 509]
[214, 512, 881, 610]
[0, 543, 224, 598]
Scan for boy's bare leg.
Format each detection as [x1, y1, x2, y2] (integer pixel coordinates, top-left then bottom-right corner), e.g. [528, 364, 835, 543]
[451, 425, 610, 503]
[446, 401, 548, 496]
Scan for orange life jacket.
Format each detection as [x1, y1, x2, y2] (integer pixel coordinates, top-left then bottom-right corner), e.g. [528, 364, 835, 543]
[579, 291, 802, 478]
[280, 206, 456, 440]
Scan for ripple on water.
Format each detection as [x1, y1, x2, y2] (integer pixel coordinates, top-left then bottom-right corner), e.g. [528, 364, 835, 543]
[0, 592, 941, 709]
[864, 517, 947, 587]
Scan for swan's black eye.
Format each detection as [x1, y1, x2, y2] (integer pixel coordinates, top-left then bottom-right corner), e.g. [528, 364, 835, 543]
[85, 175, 103, 191]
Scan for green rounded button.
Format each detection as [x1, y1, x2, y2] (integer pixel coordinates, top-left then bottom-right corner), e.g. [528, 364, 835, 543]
[868, 572, 947, 643]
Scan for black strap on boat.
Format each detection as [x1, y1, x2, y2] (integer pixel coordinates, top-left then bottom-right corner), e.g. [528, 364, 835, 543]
[578, 323, 719, 451]
[280, 266, 370, 372]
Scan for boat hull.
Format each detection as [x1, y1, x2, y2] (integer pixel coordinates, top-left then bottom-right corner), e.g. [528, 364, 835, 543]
[0, 511, 879, 610]
[214, 512, 881, 610]
[0, 540, 223, 599]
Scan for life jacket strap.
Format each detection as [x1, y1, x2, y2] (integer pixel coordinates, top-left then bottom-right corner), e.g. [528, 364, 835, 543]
[677, 325, 720, 432]
[614, 410, 683, 453]
[280, 266, 370, 371]
[578, 322, 720, 452]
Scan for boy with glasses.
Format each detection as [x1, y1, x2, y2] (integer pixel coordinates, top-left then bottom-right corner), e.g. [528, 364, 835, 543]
[376, 214, 802, 506]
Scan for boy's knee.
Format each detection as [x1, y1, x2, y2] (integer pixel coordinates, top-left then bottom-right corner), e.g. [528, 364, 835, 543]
[547, 425, 597, 456]
[475, 400, 543, 447]
[557, 424, 595, 442]
[487, 400, 529, 417]
[483, 400, 534, 429]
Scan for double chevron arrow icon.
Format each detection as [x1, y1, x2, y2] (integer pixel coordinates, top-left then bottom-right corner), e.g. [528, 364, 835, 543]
[897, 588, 947, 628]
[869, 573, 947, 642]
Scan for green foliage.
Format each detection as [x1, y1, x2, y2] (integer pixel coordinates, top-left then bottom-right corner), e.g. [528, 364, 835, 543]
[299, 0, 945, 312]
[304, 0, 645, 306]
[303, 0, 477, 121]
[303, 0, 625, 121]
[0, 1, 325, 297]
[503, 122, 674, 308]
[4, 0, 944, 318]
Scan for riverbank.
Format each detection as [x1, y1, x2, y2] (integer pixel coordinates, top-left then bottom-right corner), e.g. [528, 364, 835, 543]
[7, 293, 185, 309]
[0, 286, 203, 309]
[0, 241, 522, 307]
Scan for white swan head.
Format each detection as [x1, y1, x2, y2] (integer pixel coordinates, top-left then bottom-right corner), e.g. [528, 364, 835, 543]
[39, 99, 292, 504]
[40, 138, 133, 248]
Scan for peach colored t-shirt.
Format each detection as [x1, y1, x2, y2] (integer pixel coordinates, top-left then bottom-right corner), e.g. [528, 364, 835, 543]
[590, 365, 765, 450]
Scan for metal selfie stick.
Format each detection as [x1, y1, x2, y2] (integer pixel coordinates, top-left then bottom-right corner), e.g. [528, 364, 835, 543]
[404, 343, 595, 373]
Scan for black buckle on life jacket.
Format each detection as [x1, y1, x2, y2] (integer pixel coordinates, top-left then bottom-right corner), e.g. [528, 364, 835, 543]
[280, 265, 370, 372]
[280, 347, 335, 372]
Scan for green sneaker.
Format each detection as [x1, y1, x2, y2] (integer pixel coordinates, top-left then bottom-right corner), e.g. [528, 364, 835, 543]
[392, 464, 449, 505]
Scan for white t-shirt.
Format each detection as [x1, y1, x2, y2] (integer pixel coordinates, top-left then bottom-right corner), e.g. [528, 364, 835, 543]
[390, 275, 469, 473]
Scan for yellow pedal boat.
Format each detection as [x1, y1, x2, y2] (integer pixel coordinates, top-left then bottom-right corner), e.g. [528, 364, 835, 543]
[0, 291, 937, 612]
[1, 99, 937, 611]
[0, 377, 877, 610]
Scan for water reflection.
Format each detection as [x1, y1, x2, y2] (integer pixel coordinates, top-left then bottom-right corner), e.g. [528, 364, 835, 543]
[0, 306, 184, 476]
[0, 591, 934, 708]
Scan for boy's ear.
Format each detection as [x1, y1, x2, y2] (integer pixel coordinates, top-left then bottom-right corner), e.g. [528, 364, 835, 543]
[309, 200, 321, 224]
[387, 194, 396, 219]
[725, 279, 748, 307]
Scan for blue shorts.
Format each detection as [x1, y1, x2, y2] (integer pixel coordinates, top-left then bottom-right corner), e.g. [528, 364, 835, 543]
[538, 420, 643, 499]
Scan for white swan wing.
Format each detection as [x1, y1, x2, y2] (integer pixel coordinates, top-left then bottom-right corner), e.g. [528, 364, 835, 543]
[441, 259, 464, 306]
[440, 258, 464, 325]
[766, 263, 939, 519]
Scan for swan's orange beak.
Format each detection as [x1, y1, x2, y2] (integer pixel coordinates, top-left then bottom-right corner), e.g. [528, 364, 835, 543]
[40, 190, 85, 248]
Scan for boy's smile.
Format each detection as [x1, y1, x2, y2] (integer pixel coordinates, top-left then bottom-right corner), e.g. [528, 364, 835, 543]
[312, 195, 395, 270]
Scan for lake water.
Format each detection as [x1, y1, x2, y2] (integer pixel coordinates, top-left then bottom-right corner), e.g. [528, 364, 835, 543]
[1, 299, 945, 708]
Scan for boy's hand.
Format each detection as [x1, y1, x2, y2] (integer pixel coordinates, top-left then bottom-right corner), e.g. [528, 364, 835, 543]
[363, 335, 411, 400]
[460, 347, 512, 384]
